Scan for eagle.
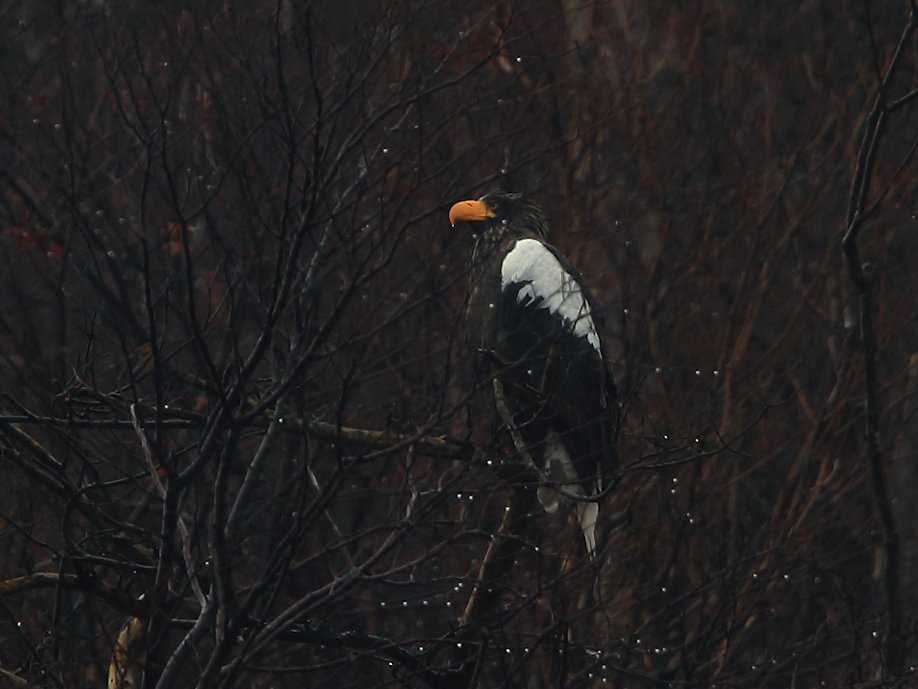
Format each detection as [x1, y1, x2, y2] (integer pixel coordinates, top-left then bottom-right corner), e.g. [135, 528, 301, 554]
[449, 191, 617, 558]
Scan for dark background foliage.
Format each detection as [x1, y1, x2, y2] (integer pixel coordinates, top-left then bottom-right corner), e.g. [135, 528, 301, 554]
[2, 1, 918, 687]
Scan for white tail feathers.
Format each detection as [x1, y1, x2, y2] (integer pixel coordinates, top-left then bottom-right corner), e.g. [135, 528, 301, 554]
[577, 501, 599, 559]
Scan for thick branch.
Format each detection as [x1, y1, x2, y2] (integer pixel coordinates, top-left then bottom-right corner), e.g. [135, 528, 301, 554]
[0, 572, 145, 617]
[0, 413, 473, 460]
[840, 2, 917, 676]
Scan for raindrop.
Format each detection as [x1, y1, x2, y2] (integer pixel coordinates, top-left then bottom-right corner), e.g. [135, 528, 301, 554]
[752, 572, 758, 578]
[106, 250, 116, 258]
[672, 478, 678, 484]
[814, 575, 822, 584]
[783, 573, 790, 581]
[526, 369, 533, 376]
[487, 459, 493, 466]
[32, 118, 39, 125]
[499, 167, 507, 175]
[278, 417, 285, 424]
[872, 630, 878, 638]
[402, 601, 408, 607]
[418, 645, 424, 652]
[695, 369, 701, 376]
[505, 648, 511, 654]
[655, 367, 662, 374]
[163, 61, 169, 67]
[488, 303, 494, 309]
[661, 586, 667, 592]
[54, 123, 61, 130]
[456, 493, 462, 499]
[446, 601, 452, 607]
[456, 642, 462, 648]
[422, 600, 429, 606]
[380, 601, 387, 607]
[501, 218, 508, 225]
[515, 56, 522, 63]
[382, 148, 389, 154]
[533, 546, 540, 552]
[713, 369, 720, 376]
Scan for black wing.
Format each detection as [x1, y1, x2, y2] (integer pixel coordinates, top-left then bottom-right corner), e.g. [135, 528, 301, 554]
[494, 239, 616, 495]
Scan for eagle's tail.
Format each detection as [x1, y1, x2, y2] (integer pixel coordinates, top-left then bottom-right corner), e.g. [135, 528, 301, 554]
[576, 501, 599, 559]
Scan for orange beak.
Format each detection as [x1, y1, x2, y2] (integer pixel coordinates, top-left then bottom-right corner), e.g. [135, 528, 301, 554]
[448, 199, 494, 227]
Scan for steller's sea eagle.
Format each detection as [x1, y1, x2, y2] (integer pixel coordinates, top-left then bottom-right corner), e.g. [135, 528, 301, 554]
[449, 191, 617, 558]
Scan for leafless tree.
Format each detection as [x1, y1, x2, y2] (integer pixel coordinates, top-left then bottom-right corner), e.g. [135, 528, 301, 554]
[2, 2, 918, 688]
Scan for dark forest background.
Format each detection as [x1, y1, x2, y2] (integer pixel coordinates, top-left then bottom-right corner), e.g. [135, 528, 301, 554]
[2, 1, 918, 687]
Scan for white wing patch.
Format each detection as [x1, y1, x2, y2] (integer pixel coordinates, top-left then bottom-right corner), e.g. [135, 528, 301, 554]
[501, 239, 601, 352]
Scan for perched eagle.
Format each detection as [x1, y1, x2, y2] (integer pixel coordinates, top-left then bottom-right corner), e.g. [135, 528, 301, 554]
[449, 191, 617, 558]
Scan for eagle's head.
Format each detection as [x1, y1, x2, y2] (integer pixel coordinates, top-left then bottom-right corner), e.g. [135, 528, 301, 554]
[448, 191, 548, 239]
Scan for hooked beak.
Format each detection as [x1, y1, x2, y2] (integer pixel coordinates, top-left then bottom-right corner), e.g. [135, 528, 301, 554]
[448, 199, 494, 227]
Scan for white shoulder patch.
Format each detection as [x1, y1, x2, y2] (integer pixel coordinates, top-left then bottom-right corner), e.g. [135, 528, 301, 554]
[500, 238, 601, 352]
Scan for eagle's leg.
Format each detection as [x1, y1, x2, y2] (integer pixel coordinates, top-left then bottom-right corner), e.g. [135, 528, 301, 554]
[492, 377, 546, 482]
